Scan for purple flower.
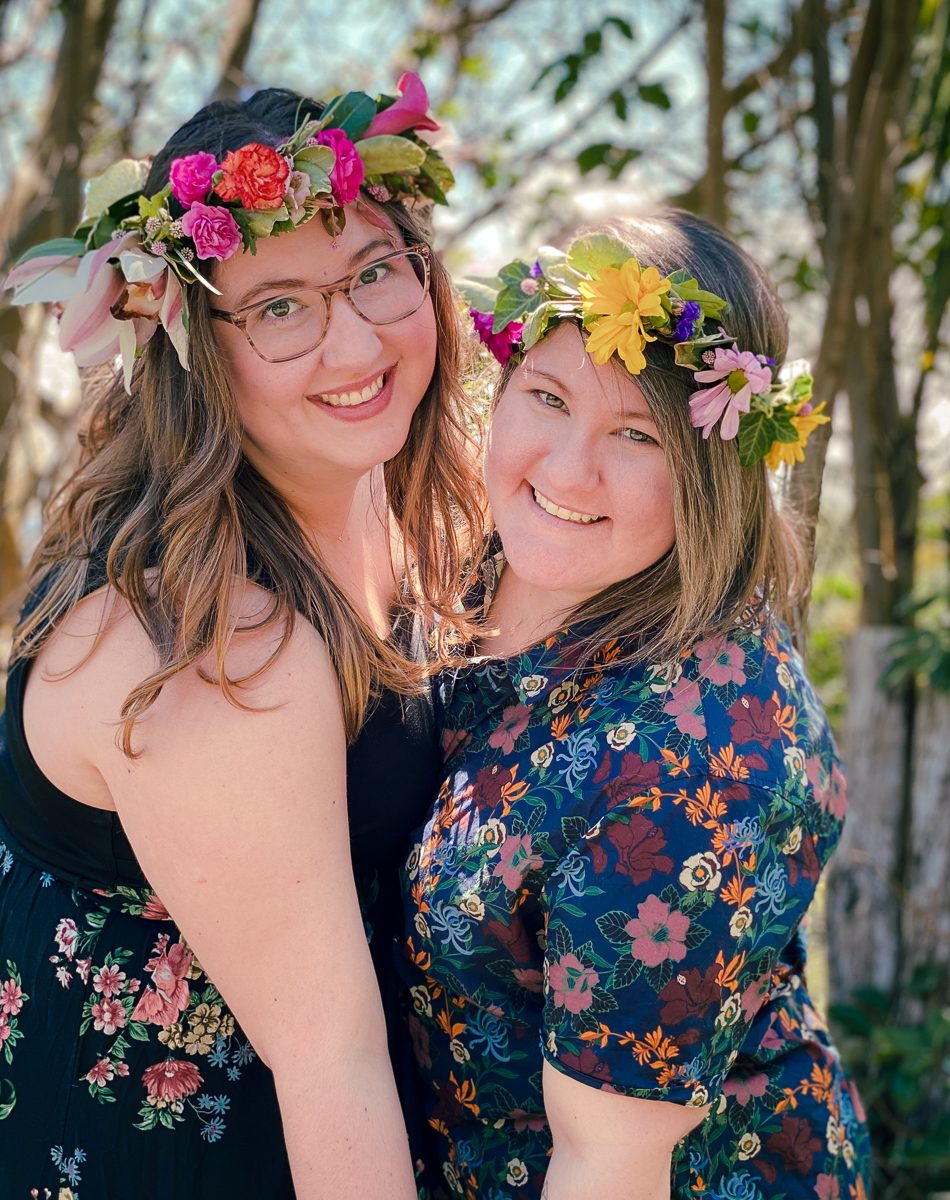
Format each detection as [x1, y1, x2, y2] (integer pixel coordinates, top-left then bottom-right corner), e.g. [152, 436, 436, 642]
[168, 152, 219, 206]
[530, 261, 542, 278]
[673, 300, 702, 341]
[470, 309, 523, 365]
[315, 128, 365, 205]
[180, 203, 243, 261]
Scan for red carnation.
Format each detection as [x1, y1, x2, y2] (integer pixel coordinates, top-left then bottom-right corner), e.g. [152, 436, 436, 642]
[215, 143, 290, 210]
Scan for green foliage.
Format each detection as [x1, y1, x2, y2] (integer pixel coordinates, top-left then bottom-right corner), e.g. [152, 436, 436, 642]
[881, 587, 950, 693]
[532, 13, 634, 102]
[832, 970, 950, 1199]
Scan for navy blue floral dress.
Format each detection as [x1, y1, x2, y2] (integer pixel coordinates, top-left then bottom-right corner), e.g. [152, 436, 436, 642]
[399, 598, 871, 1200]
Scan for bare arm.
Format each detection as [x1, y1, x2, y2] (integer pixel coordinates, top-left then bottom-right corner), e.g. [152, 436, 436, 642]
[540, 1060, 708, 1200]
[58, 589, 416, 1198]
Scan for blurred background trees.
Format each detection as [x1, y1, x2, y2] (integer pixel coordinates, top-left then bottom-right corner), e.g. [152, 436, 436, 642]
[1, 1, 947, 1193]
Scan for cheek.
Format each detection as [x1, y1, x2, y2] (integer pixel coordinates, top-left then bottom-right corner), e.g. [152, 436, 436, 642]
[483, 402, 532, 503]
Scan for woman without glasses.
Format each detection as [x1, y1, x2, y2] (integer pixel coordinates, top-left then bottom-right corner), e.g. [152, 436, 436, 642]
[401, 212, 871, 1200]
[1, 78, 481, 1198]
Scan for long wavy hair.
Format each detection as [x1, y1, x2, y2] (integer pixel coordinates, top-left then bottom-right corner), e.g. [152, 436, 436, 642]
[13, 88, 485, 753]
[487, 210, 808, 667]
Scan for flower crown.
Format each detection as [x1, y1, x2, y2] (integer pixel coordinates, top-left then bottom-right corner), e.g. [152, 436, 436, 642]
[461, 233, 826, 469]
[4, 73, 451, 392]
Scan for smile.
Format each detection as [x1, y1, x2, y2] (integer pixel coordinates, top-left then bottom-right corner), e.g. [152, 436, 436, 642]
[317, 369, 387, 408]
[532, 487, 605, 524]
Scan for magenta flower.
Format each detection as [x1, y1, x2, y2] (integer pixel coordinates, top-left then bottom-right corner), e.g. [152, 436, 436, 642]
[470, 309, 523, 365]
[168, 152, 219, 206]
[625, 894, 691, 967]
[315, 128, 365, 205]
[694, 634, 747, 686]
[689, 346, 773, 440]
[180, 202, 243, 261]
[365, 71, 439, 137]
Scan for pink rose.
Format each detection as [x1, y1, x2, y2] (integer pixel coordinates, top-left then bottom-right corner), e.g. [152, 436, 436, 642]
[365, 72, 440, 137]
[180, 202, 243, 261]
[315, 129, 365, 205]
[168, 152, 219, 205]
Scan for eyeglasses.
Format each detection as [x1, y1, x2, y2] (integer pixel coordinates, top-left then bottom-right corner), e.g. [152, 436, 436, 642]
[210, 246, 431, 363]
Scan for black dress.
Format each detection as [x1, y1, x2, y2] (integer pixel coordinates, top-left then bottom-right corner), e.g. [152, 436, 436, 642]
[0, 576, 439, 1197]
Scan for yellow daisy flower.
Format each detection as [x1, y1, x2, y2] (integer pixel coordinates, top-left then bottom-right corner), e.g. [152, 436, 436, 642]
[579, 258, 671, 375]
[764, 401, 830, 469]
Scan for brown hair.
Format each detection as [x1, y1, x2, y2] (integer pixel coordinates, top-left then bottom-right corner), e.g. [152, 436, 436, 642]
[490, 209, 807, 667]
[13, 88, 485, 753]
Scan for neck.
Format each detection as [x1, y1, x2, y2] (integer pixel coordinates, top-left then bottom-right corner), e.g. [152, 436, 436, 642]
[480, 567, 585, 657]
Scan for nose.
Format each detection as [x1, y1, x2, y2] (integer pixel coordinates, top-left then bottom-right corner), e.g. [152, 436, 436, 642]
[317, 290, 384, 372]
[543, 424, 602, 496]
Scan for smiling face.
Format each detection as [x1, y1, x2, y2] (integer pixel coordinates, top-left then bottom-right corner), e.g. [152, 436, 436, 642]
[484, 323, 676, 615]
[211, 206, 437, 500]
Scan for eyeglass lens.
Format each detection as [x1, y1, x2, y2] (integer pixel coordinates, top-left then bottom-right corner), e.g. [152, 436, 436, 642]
[245, 251, 428, 362]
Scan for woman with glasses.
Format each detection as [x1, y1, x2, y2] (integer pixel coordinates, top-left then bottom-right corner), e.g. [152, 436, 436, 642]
[0, 81, 481, 1198]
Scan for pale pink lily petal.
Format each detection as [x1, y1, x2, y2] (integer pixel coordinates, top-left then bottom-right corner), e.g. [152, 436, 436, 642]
[4, 254, 84, 305]
[159, 273, 188, 370]
[59, 233, 139, 365]
[364, 72, 439, 137]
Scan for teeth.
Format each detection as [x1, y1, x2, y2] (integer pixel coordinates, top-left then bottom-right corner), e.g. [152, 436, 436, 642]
[532, 488, 604, 524]
[321, 372, 386, 407]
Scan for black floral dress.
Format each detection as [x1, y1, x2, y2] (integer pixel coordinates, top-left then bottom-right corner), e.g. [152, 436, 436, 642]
[399, 608, 871, 1200]
[0, 587, 439, 1198]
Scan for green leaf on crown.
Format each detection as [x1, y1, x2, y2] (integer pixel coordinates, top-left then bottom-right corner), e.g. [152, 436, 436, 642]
[521, 303, 553, 350]
[492, 283, 542, 334]
[235, 205, 291, 238]
[667, 270, 729, 320]
[137, 187, 171, 221]
[673, 332, 734, 370]
[498, 260, 533, 287]
[738, 409, 797, 467]
[317, 91, 377, 141]
[356, 135, 426, 176]
[293, 144, 335, 192]
[457, 278, 501, 312]
[566, 233, 630, 277]
[419, 146, 454, 205]
[13, 237, 87, 266]
[83, 158, 150, 222]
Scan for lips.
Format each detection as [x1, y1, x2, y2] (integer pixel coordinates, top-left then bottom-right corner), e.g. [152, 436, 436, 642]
[314, 367, 388, 408]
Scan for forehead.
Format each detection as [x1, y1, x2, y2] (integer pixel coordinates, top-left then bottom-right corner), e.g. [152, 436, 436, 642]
[517, 323, 653, 418]
[213, 207, 401, 307]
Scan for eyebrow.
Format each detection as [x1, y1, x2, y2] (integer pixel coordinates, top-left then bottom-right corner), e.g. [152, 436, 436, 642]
[230, 236, 400, 311]
[525, 366, 658, 423]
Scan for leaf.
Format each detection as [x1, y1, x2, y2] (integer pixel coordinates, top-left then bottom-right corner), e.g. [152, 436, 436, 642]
[595, 910, 633, 945]
[611, 955, 642, 991]
[128, 1021, 150, 1042]
[577, 143, 613, 175]
[0, 1079, 15, 1121]
[521, 304, 552, 351]
[293, 144, 335, 192]
[499, 260, 533, 287]
[638, 83, 672, 110]
[610, 89, 628, 121]
[356, 135, 427, 176]
[561, 814, 591, 843]
[457, 278, 500, 312]
[605, 15, 634, 38]
[567, 233, 630, 276]
[420, 147, 455, 204]
[318, 91, 377, 141]
[742, 109, 761, 135]
[737, 410, 794, 466]
[83, 159, 149, 221]
[491, 285, 539, 334]
[13, 237, 87, 267]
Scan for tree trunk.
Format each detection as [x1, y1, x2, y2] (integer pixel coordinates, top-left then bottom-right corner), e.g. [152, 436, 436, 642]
[211, 0, 266, 103]
[825, 627, 908, 999]
[701, 0, 728, 226]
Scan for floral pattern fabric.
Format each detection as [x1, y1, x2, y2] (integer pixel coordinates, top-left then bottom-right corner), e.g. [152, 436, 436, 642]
[0, 838, 294, 1197]
[400, 612, 871, 1200]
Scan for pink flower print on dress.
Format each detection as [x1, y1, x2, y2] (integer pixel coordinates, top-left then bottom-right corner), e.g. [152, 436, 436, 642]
[85, 1057, 115, 1087]
[131, 937, 192, 1026]
[54, 917, 78, 959]
[492, 834, 542, 891]
[695, 634, 747, 686]
[625, 894, 691, 967]
[689, 346, 773, 440]
[663, 676, 706, 739]
[488, 704, 532, 755]
[141, 1058, 203, 1104]
[92, 964, 127, 999]
[140, 893, 172, 921]
[0, 979, 24, 1016]
[548, 953, 600, 1014]
[91, 997, 126, 1035]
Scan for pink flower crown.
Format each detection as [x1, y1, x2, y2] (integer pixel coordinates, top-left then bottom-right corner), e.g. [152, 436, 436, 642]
[461, 233, 826, 470]
[4, 73, 451, 392]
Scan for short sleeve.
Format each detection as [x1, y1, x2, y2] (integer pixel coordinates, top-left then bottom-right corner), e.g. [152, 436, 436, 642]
[540, 774, 823, 1107]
